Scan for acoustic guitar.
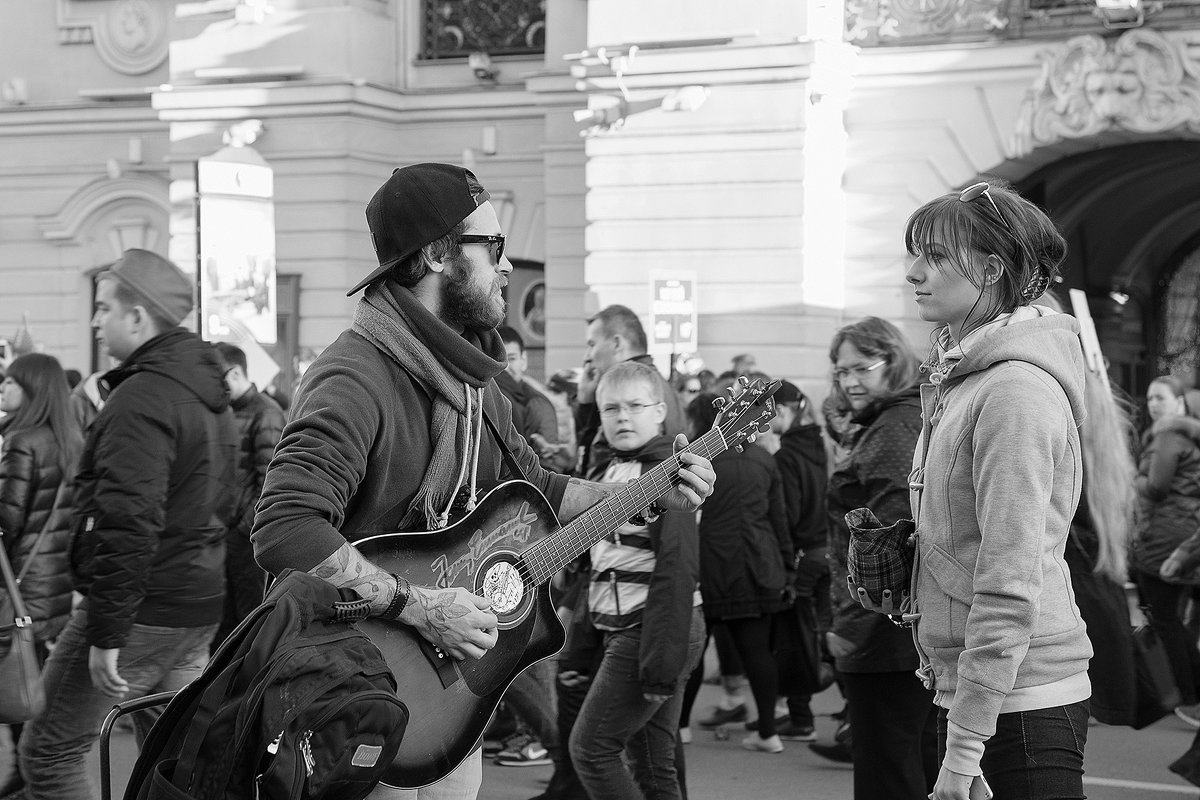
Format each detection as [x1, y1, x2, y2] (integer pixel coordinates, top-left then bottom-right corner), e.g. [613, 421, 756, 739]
[355, 377, 780, 788]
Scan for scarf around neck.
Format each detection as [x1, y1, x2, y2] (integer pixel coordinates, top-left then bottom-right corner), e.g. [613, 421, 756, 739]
[352, 282, 507, 530]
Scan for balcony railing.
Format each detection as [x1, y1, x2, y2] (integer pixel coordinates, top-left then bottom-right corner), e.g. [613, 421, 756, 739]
[846, 0, 1200, 47]
[421, 0, 545, 60]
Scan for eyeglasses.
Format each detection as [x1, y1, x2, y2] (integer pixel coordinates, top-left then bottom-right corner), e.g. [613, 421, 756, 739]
[599, 401, 663, 418]
[459, 234, 506, 264]
[833, 359, 887, 383]
[959, 182, 1012, 232]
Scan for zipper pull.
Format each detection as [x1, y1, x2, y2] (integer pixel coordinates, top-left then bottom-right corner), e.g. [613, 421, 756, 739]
[301, 730, 315, 777]
[266, 732, 282, 755]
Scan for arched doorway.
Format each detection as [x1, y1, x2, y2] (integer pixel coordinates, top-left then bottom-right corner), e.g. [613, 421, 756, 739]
[1015, 141, 1200, 399]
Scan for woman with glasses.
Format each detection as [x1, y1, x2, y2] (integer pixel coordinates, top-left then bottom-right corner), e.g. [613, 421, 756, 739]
[678, 390, 793, 754]
[823, 316, 937, 800]
[857, 179, 1091, 800]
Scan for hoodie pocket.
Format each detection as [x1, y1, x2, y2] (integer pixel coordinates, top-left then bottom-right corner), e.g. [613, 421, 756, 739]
[922, 544, 974, 643]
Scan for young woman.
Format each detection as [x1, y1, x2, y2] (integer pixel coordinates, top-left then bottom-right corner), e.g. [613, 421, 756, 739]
[825, 316, 937, 800]
[858, 180, 1092, 800]
[0, 353, 83, 795]
[1130, 375, 1200, 722]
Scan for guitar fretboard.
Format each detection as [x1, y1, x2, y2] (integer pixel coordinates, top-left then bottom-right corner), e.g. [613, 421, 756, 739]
[519, 428, 727, 585]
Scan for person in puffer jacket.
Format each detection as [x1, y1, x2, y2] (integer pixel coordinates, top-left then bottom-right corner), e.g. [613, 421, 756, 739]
[0, 353, 83, 798]
[855, 180, 1092, 800]
[15, 249, 239, 800]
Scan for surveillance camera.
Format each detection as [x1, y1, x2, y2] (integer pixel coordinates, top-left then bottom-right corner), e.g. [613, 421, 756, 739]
[468, 52, 496, 82]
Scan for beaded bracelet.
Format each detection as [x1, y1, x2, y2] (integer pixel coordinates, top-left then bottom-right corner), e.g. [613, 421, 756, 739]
[379, 574, 411, 621]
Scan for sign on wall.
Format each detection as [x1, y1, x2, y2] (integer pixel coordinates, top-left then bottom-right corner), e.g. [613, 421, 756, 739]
[196, 145, 277, 346]
[648, 271, 698, 375]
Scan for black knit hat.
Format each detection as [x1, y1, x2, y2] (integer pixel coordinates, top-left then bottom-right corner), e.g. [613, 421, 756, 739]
[351, 163, 491, 296]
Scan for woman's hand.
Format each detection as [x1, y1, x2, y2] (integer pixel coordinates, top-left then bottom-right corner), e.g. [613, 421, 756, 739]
[1161, 551, 1186, 581]
[930, 765, 973, 800]
[848, 576, 907, 616]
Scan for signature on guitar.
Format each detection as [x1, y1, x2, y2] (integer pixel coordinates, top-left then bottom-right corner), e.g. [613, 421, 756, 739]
[429, 501, 539, 588]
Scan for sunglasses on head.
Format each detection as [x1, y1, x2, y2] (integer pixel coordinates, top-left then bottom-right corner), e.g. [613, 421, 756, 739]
[959, 182, 1012, 233]
[459, 234, 506, 264]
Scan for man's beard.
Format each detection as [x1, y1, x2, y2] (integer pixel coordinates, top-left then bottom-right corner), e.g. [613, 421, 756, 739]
[441, 254, 506, 330]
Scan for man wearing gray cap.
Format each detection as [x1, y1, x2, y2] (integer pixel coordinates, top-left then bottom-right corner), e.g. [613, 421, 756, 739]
[252, 164, 717, 800]
[13, 249, 239, 800]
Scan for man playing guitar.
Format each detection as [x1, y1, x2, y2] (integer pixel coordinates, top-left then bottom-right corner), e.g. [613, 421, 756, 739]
[251, 163, 716, 800]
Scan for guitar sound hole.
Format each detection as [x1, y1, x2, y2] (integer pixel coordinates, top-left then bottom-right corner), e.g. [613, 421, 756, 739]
[481, 562, 525, 615]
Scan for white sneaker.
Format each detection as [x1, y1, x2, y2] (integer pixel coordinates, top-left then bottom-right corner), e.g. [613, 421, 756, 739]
[741, 733, 783, 754]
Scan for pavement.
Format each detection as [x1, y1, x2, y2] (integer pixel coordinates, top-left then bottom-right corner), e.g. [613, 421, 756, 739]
[3, 681, 1200, 799]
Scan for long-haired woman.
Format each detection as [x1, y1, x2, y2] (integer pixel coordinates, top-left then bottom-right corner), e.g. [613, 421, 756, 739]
[0, 352, 84, 794]
[1131, 375, 1200, 723]
[857, 179, 1092, 800]
[1038, 290, 1139, 725]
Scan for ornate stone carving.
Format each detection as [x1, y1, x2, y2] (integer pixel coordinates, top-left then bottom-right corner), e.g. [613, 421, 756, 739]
[56, 0, 168, 75]
[845, 0, 1011, 46]
[1012, 29, 1200, 156]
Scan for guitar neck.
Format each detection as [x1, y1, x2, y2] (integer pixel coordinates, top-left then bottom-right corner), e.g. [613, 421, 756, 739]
[520, 428, 727, 584]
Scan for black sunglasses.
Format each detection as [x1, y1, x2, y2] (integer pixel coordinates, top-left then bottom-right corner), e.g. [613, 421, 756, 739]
[959, 182, 1012, 232]
[459, 234, 506, 264]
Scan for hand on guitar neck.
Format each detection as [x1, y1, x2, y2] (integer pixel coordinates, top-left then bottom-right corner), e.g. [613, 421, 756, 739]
[310, 543, 499, 660]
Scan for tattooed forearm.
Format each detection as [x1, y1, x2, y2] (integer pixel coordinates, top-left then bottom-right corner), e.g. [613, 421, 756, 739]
[416, 589, 473, 636]
[309, 542, 395, 612]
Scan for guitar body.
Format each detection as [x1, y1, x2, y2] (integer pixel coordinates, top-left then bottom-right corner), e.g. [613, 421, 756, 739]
[355, 481, 566, 789]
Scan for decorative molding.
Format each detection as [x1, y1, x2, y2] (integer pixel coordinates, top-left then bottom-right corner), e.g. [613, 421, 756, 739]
[845, 0, 1010, 47]
[56, 0, 169, 75]
[1012, 29, 1200, 156]
[38, 174, 169, 244]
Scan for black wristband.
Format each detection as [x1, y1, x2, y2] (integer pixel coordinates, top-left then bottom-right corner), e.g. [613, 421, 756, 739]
[379, 574, 411, 621]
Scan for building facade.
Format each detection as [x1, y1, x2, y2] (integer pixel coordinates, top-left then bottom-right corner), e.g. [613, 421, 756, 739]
[0, 0, 1196, 401]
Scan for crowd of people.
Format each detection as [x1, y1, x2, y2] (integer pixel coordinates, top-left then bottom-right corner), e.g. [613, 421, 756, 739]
[0, 164, 1197, 800]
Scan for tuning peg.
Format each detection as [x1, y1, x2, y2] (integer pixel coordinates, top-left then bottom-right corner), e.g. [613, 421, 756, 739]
[758, 422, 771, 434]
[737, 376, 750, 388]
[734, 444, 744, 453]
[747, 432, 757, 443]
[711, 395, 728, 410]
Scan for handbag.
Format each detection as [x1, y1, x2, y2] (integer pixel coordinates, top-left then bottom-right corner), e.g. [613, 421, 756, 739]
[1132, 608, 1183, 730]
[844, 507, 916, 607]
[0, 481, 68, 723]
[0, 535, 46, 723]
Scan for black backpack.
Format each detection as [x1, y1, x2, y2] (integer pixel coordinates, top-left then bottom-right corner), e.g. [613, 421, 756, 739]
[125, 570, 409, 800]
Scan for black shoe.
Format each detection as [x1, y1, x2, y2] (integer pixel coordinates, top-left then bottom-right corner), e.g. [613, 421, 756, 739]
[808, 740, 853, 764]
[697, 704, 747, 728]
[776, 720, 817, 741]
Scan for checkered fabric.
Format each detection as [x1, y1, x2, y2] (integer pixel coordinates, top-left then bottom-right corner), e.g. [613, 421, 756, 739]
[845, 507, 916, 606]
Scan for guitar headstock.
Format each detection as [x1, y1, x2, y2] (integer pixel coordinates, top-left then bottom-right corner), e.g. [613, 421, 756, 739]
[711, 377, 781, 450]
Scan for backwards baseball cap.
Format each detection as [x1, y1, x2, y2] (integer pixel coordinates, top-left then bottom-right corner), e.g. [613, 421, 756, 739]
[352, 163, 491, 296]
[102, 249, 193, 326]
[775, 379, 807, 407]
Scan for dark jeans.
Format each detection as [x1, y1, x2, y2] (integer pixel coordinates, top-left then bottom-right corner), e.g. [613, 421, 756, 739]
[1138, 570, 1200, 704]
[843, 670, 936, 800]
[937, 701, 1089, 800]
[571, 609, 705, 800]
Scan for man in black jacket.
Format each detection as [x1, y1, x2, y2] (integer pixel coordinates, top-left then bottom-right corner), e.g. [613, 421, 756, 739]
[212, 342, 286, 647]
[14, 249, 239, 800]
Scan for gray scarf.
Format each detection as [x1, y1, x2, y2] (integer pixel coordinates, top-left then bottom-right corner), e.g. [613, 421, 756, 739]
[352, 283, 505, 529]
